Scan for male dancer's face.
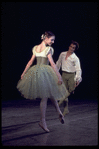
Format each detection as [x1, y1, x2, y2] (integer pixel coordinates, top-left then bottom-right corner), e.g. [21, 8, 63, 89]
[68, 44, 76, 54]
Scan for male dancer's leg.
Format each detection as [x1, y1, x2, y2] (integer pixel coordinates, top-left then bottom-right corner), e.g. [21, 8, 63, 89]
[63, 73, 75, 116]
[58, 72, 70, 115]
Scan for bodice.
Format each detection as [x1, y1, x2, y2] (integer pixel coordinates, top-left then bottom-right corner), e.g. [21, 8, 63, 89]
[32, 45, 54, 66]
[36, 57, 49, 65]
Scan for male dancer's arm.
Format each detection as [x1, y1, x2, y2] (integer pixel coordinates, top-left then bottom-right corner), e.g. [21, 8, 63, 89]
[56, 53, 62, 71]
[74, 57, 82, 87]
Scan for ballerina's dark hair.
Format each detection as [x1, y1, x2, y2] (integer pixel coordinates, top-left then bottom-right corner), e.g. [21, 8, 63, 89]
[41, 31, 55, 40]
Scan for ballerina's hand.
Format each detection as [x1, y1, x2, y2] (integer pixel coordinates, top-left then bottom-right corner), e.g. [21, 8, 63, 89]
[58, 80, 62, 85]
[58, 77, 63, 85]
[21, 73, 24, 80]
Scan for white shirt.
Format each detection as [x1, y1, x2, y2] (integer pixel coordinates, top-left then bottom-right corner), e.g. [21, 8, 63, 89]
[56, 51, 82, 83]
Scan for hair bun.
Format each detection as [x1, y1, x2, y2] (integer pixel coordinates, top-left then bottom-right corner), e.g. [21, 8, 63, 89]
[41, 34, 46, 40]
[41, 31, 55, 40]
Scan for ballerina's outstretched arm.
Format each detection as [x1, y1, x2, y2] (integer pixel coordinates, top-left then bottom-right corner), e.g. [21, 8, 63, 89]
[21, 54, 36, 79]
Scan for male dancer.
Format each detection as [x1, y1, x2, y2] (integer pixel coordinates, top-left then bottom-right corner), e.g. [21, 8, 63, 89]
[56, 40, 82, 116]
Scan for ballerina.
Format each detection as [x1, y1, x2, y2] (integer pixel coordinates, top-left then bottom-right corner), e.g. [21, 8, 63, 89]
[17, 31, 67, 132]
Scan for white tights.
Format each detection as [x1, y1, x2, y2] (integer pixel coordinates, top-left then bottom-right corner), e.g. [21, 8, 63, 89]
[40, 98, 62, 129]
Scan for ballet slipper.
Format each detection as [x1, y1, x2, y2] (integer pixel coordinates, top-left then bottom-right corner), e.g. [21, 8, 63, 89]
[59, 114, 65, 124]
[38, 122, 50, 133]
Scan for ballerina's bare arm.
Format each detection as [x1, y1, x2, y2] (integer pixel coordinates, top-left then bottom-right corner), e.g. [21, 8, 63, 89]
[47, 50, 63, 85]
[21, 54, 36, 79]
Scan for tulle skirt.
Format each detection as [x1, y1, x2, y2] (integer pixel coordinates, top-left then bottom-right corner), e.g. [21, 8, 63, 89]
[17, 64, 67, 100]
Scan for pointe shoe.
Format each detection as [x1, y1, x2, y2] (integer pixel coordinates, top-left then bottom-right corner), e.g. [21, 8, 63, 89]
[59, 114, 65, 124]
[38, 123, 50, 133]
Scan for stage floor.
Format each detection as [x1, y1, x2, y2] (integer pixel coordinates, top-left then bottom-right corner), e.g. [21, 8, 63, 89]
[2, 99, 98, 146]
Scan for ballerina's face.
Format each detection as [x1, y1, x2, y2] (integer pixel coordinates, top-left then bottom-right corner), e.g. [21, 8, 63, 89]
[45, 36, 55, 46]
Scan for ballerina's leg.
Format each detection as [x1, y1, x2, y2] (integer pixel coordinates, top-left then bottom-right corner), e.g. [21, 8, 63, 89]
[39, 98, 50, 132]
[50, 98, 65, 124]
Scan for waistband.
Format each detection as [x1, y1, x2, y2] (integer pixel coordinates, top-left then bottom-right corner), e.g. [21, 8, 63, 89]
[62, 71, 75, 74]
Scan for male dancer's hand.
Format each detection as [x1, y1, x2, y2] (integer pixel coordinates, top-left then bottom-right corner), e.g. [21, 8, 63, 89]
[73, 81, 80, 94]
[75, 81, 80, 87]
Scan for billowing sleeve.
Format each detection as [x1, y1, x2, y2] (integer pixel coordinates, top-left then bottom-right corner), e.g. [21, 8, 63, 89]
[74, 57, 82, 83]
[45, 47, 54, 56]
[56, 53, 62, 71]
[32, 46, 37, 55]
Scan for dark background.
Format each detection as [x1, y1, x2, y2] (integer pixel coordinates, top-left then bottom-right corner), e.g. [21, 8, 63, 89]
[1, 2, 98, 101]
